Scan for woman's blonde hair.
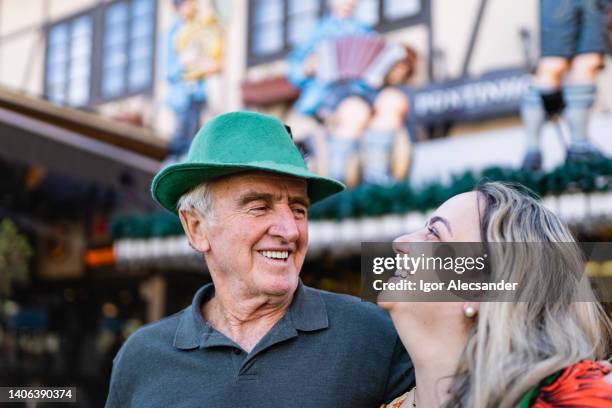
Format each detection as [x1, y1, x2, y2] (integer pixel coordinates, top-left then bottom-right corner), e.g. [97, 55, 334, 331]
[445, 181, 612, 408]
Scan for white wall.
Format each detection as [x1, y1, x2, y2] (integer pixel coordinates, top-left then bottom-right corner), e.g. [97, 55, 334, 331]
[0, 0, 610, 141]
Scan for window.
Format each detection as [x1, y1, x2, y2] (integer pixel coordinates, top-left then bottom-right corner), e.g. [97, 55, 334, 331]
[287, 0, 321, 47]
[383, 0, 422, 20]
[247, 0, 428, 65]
[45, 14, 94, 106]
[101, 0, 156, 99]
[44, 0, 157, 107]
[354, 0, 379, 26]
[354, 0, 423, 26]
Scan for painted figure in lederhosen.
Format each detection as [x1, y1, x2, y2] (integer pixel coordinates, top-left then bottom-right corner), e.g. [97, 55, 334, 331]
[521, 0, 611, 170]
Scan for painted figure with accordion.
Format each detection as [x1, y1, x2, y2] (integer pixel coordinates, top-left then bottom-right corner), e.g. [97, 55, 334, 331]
[286, 0, 416, 187]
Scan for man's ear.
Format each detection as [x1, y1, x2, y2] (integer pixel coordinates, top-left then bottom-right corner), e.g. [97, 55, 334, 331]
[178, 209, 211, 253]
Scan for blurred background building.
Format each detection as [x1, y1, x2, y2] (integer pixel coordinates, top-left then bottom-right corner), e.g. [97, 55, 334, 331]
[0, 0, 611, 405]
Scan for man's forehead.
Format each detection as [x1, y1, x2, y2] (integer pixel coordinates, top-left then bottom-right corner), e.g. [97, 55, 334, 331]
[211, 171, 308, 194]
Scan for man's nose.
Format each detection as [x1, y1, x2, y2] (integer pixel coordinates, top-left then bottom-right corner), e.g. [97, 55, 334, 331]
[268, 206, 300, 242]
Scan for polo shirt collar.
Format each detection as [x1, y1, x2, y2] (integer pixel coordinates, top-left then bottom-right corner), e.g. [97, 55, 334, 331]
[173, 281, 328, 350]
[290, 282, 329, 331]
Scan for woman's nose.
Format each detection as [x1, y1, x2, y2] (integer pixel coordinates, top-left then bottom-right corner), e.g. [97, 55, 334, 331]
[392, 231, 419, 254]
[393, 231, 420, 243]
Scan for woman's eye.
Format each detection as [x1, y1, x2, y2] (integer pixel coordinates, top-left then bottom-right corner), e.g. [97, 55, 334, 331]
[427, 227, 439, 238]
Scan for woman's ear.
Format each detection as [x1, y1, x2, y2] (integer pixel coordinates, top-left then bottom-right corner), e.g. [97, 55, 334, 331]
[179, 209, 211, 253]
[462, 302, 480, 318]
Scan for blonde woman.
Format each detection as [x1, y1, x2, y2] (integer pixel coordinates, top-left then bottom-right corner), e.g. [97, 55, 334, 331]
[380, 182, 612, 407]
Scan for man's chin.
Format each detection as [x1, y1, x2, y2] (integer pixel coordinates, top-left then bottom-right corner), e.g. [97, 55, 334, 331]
[257, 275, 299, 297]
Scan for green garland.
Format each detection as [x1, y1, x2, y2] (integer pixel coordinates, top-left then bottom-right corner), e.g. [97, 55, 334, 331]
[110, 158, 612, 239]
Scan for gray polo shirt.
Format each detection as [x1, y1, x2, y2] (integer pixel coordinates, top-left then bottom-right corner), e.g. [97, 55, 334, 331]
[105, 282, 414, 408]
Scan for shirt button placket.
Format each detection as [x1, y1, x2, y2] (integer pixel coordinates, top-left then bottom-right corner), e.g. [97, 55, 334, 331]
[230, 347, 244, 375]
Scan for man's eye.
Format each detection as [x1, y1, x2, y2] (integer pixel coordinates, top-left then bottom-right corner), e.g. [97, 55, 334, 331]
[293, 207, 307, 217]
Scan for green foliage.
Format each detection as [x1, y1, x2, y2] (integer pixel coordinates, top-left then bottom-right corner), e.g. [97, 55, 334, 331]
[308, 157, 612, 220]
[110, 211, 183, 239]
[109, 158, 612, 239]
[0, 219, 33, 299]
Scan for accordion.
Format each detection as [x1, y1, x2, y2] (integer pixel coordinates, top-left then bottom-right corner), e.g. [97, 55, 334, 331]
[315, 34, 407, 88]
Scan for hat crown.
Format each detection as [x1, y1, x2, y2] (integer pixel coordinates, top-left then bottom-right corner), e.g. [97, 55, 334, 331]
[187, 111, 307, 170]
[151, 110, 344, 215]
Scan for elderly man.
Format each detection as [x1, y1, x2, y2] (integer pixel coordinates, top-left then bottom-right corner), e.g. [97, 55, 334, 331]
[105, 111, 413, 407]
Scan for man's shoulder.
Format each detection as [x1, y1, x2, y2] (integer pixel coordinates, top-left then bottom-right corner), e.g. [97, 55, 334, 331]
[310, 285, 384, 311]
[106, 307, 193, 405]
[115, 307, 186, 363]
[306, 286, 394, 329]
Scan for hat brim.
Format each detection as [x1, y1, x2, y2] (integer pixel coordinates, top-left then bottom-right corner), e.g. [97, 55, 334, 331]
[151, 162, 346, 214]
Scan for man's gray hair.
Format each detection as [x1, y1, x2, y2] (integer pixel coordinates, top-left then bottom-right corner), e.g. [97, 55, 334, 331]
[176, 182, 214, 217]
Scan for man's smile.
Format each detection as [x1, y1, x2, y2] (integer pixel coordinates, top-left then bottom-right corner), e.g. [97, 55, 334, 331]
[259, 250, 290, 260]
[257, 250, 291, 263]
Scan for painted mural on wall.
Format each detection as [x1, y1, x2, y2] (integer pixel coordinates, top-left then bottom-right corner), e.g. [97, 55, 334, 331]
[164, 0, 224, 159]
[285, 0, 415, 188]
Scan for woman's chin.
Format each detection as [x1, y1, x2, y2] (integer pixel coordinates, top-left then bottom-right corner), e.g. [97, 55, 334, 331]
[376, 299, 396, 311]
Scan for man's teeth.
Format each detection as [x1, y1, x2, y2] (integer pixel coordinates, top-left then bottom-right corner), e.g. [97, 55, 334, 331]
[260, 250, 289, 260]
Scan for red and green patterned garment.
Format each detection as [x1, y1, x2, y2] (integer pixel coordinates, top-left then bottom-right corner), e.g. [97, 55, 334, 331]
[519, 360, 612, 407]
[381, 360, 612, 408]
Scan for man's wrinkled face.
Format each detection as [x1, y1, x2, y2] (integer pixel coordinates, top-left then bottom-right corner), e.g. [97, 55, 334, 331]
[201, 172, 309, 297]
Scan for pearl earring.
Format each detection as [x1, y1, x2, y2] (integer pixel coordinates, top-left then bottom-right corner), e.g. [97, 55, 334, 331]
[464, 305, 477, 318]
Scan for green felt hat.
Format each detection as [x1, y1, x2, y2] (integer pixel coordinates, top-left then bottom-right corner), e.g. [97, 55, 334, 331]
[151, 111, 345, 214]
